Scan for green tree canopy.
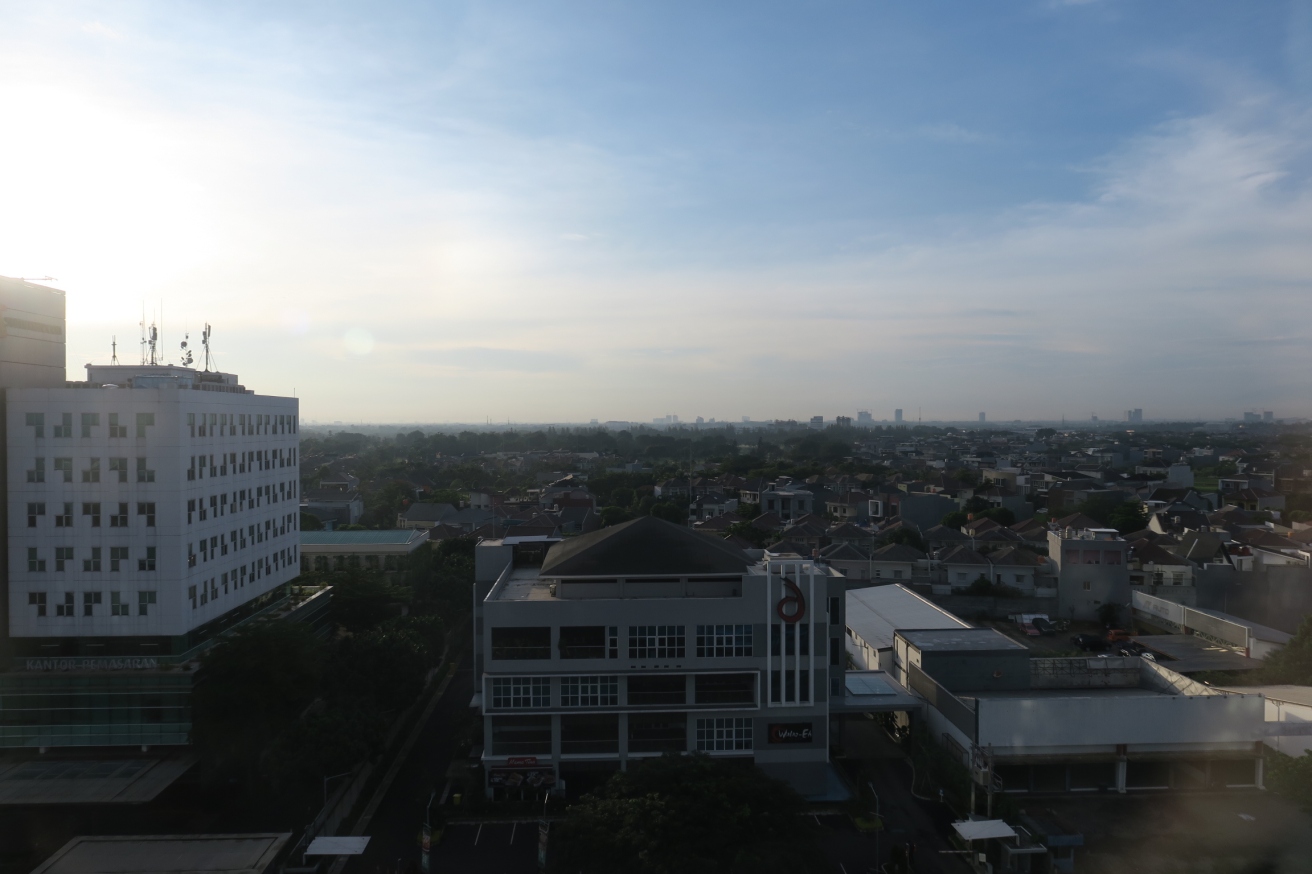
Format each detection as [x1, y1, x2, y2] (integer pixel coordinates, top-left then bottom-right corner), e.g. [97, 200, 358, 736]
[1257, 615, 1312, 685]
[192, 622, 324, 783]
[649, 501, 687, 524]
[551, 754, 823, 874]
[328, 571, 411, 633]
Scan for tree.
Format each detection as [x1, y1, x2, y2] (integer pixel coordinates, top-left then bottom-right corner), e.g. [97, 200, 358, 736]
[1256, 615, 1312, 685]
[1036, 428, 1057, 440]
[192, 623, 324, 786]
[649, 502, 687, 525]
[878, 526, 927, 553]
[736, 502, 760, 521]
[600, 506, 636, 528]
[551, 754, 823, 874]
[329, 571, 411, 633]
[978, 507, 1016, 527]
[1107, 500, 1149, 534]
[300, 511, 325, 531]
[941, 511, 969, 529]
[1097, 603, 1122, 628]
[724, 521, 771, 548]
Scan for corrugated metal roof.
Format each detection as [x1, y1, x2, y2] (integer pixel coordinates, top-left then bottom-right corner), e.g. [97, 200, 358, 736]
[845, 584, 971, 652]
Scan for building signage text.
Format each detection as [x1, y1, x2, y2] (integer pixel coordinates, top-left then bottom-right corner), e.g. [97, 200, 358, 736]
[23, 657, 160, 672]
[768, 723, 814, 744]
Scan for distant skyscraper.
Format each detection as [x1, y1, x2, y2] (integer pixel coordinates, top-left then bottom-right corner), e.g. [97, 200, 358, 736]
[979, 412, 986, 423]
[1244, 412, 1261, 423]
[1263, 411, 1274, 422]
[894, 409, 903, 423]
[857, 411, 873, 425]
[836, 415, 852, 428]
[809, 415, 824, 429]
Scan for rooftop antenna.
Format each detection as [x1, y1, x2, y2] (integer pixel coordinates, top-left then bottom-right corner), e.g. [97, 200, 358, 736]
[201, 323, 213, 372]
[139, 304, 146, 365]
[110, 336, 119, 366]
[147, 322, 158, 366]
[179, 333, 194, 367]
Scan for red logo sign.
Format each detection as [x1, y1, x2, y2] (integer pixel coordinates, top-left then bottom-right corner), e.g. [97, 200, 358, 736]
[776, 578, 806, 623]
[507, 756, 538, 767]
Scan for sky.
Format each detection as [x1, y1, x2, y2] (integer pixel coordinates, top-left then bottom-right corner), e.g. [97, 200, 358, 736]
[1, 1, 1310, 424]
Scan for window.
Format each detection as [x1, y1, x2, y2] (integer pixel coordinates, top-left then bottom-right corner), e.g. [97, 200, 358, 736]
[893, 569, 903, 579]
[561, 714, 619, 754]
[1082, 580, 1092, 591]
[138, 502, 156, 527]
[560, 676, 618, 707]
[83, 592, 101, 616]
[110, 592, 129, 616]
[83, 547, 102, 572]
[628, 713, 687, 753]
[82, 502, 101, 527]
[696, 717, 753, 752]
[138, 547, 157, 572]
[28, 592, 47, 616]
[81, 457, 100, 483]
[187, 499, 195, 524]
[489, 626, 552, 660]
[25, 412, 44, 438]
[80, 413, 99, 438]
[829, 596, 840, 625]
[138, 590, 157, 615]
[694, 673, 755, 704]
[27, 457, 45, 483]
[629, 625, 685, 659]
[1172, 572, 1185, 585]
[52, 413, 72, 438]
[559, 626, 609, 659]
[136, 458, 155, 483]
[110, 503, 128, 527]
[956, 572, 967, 582]
[110, 547, 129, 571]
[188, 585, 197, 609]
[490, 677, 550, 708]
[489, 716, 552, 755]
[135, 412, 155, 438]
[1103, 550, 1123, 566]
[695, 625, 752, 657]
[830, 636, 841, 666]
[108, 413, 127, 438]
[109, 457, 128, 482]
[54, 457, 73, 482]
[55, 502, 72, 527]
[27, 502, 44, 527]
[188, 544, 196, 568]
[627, 675, 686, 705]
[55, 592, 75, 617]
[55, 547, 73, 571]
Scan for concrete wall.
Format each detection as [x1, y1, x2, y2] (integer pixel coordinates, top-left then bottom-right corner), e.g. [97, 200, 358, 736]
[975, 691, 1265, 756]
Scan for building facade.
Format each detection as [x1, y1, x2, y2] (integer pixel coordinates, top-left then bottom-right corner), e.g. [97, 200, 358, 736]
[7, 364, 300, 659]
[473, 517, 847, 797]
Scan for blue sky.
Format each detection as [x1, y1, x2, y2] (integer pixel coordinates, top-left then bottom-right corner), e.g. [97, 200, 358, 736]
[1, 1, 1310, 422]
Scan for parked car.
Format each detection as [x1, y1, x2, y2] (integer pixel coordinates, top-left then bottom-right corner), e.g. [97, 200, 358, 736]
[1070, 633, 1109, 652]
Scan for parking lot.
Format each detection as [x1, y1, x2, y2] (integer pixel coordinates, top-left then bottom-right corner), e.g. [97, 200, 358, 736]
[430, 821, 540, 874]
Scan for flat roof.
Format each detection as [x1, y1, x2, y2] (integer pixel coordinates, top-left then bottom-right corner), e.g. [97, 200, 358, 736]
[1132, 634, 1263, 673]
[0, 754, 194, 805]
[964, 687, 1168, 701]
[897, 627, 1029, 653]
[492, 567, 556, 601]
[846, 584, 971, 652]
[1217, 685, 1312, 708]
[301, 530, 426, 545]
[32, 834, 290, 874]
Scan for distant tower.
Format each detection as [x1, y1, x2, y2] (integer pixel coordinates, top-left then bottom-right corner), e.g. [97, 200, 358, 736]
[1263, 411, 1274, 422]
[894, 409, 903, 423]
[979, 412, 986, 423]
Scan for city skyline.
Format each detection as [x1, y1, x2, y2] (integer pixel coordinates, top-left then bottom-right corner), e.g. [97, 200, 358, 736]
[2, 2, 1311, 421]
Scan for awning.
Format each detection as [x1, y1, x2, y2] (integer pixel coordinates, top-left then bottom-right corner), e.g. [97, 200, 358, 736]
[953, 820, 1017, 842]
[306, 837, 370, 856]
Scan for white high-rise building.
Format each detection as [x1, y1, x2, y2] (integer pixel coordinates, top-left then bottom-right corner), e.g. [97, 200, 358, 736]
[7, 363, 299, 658]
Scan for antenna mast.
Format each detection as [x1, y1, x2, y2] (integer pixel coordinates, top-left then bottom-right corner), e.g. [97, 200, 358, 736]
[201, 324, 213, 372]
[111, 336, 119, 365]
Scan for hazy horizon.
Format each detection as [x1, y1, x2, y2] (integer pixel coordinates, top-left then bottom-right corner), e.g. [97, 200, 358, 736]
[3, 1, 1311, 422]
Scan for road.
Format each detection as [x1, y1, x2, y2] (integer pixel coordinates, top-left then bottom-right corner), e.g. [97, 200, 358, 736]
[834, 719, 969, 874]
[344, 652, 474, 874]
